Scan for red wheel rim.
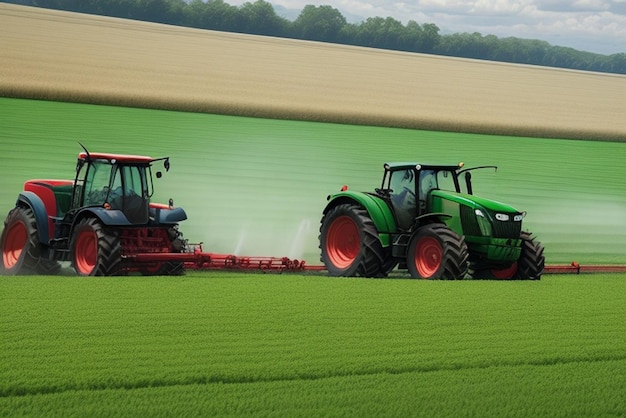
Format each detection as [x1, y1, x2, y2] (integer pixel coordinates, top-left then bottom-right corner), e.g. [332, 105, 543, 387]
[326, 216, 360, 269]
[491, 262, 518, 279]
[414, 236, 442, 278]
[75, 229, 98, 275]
[2, 220, 27, 269]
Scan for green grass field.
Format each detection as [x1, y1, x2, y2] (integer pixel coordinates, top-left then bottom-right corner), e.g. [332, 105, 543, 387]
[1, 272, 625, 417]
[1, 97, 625, 265]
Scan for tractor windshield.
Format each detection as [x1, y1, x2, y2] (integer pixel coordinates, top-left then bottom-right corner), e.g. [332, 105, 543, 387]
[108, 164, 149, 223]
[419, 170, 459, 202]
[109, 165, 147, 202]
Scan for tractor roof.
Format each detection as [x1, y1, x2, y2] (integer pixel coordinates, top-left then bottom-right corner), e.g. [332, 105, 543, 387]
[78, 152, 155, 164]
[384, 162, 464, 171]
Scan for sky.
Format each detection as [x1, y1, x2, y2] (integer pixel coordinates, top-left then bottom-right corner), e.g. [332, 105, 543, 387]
[233, 0, 626, 55]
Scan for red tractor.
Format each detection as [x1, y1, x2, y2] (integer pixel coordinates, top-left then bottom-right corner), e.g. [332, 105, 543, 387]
[1, 147, 187, 276]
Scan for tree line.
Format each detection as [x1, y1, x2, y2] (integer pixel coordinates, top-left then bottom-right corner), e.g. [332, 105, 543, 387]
[7, 0, 626, 74]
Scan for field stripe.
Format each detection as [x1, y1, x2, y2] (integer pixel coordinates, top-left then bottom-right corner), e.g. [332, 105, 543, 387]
[1, 3, 625, 141]
[3, 353, 624, 398]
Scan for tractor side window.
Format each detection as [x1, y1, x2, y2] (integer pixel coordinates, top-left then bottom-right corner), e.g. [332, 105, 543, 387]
[107, 167, 123, 209]
[419, 170, 437, 202]
[72, 162, 87, 209]
[111, 167, 122, 191]
[84, 161, 113, 206]
[123, 166, 146, 197]
[147, 166, 155, 198]
[390, 170, 417, 230]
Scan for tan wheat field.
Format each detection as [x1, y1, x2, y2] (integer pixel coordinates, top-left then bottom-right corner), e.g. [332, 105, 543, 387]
[1, 3, 624, 140]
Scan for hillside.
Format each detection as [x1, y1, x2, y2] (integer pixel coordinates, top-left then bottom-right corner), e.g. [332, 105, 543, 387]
[1, 3, 625, 141]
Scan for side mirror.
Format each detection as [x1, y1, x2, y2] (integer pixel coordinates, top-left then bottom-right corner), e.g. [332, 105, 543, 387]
[164, 158, 170, 172]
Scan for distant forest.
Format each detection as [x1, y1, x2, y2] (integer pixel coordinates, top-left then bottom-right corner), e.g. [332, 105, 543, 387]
[6, 0, 626, 74]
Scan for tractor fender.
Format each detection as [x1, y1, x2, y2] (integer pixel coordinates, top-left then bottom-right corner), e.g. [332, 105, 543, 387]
[150, 206, 187, 224]
[16, 191, 49, 245]
[324, 191, 397, 234]
[65, 208, 133, 248]
[75, 207, 134, 227]
[415, 212, 452, 226]
[69, 206, 187, 231]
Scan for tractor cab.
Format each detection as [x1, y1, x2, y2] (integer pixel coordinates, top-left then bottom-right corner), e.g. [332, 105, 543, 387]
[71, 152, 169, 224]
[380, 162, 462, 230]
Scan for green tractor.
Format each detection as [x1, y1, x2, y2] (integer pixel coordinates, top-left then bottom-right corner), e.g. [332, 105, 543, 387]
[319, 162, 545, 279]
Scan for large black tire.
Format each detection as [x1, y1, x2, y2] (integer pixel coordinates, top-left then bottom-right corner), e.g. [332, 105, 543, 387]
[407, 223, 469, 279]
[381, 247, 398, 275]
[470, 231, 544, 280]
[0, 206, 40, 275]
[514, 231, 545, 280]
[71, 218, 123, 276]
[319, 203, 388, 277]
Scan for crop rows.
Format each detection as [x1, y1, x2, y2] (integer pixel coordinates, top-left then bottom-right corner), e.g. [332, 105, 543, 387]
[1, 273, 624, 416]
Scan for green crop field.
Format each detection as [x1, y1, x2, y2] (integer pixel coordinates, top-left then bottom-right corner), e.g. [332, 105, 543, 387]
[1, 272, 625, 417]
[1, 97, 625, 265]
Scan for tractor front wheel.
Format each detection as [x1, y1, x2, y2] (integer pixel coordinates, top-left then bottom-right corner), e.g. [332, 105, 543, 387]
[407, 223, 468, 279]
[71, 218, 123, 276]
[0, 206, 40, 275]
[472, 231, 544, 280]
[319, 203, 387, 277]
[514, 231, 545, 280]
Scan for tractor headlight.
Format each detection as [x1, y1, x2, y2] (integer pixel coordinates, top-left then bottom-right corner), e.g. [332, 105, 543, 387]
[475, 209, 492, 236]
[514, 212, 526, 222]
[495, 213, 509, 221]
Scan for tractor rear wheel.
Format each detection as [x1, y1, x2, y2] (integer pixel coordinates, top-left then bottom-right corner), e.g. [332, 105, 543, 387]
[407, 223, 468, 279]
[71, 218, 123, 276]
[1, 206, 40, 275]
[319, 203, 387, 277]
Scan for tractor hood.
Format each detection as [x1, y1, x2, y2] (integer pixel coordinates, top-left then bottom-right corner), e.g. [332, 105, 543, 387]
[431, 190, 520, 213]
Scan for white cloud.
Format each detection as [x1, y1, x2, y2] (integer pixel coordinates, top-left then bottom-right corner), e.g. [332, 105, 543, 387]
[229, 0, 626, 54]
[571, 0, 610, 11]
